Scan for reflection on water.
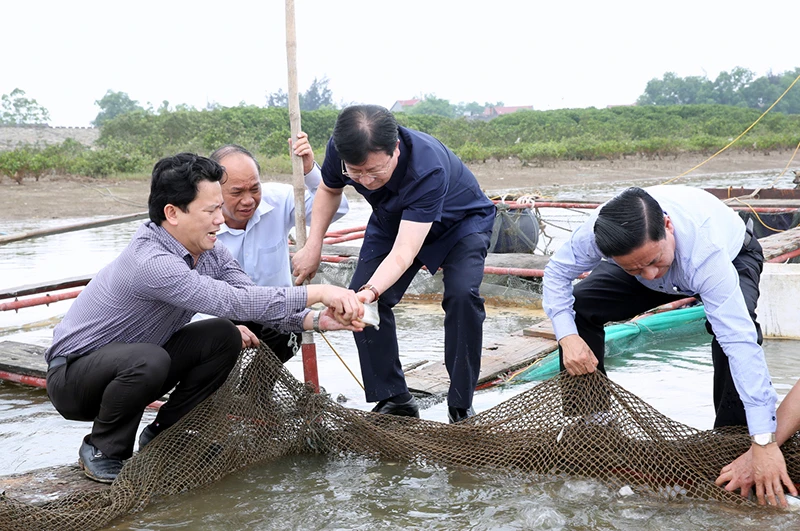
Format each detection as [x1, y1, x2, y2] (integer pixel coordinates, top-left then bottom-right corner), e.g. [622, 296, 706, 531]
[3, 182, 800, 528]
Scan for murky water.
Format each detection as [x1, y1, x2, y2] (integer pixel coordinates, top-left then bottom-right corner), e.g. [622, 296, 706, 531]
[2, 169, 800, 529]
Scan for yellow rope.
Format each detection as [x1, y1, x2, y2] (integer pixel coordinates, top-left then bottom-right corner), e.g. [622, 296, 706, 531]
[766, 137, 800, 188]
[318, 331, 365, 390]
[661, 73, 800, 186]
[724, 197, 788, 233]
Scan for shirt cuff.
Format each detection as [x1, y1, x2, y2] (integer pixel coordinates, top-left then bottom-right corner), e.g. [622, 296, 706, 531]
[745, 404, 778, 435]
[284, 286, 309, 331]
[304, 162, 322, 190]
[551, 312, 578, 341]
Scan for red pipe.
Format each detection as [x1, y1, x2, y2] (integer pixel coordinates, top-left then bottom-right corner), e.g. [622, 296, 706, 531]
[301, 340, 320, 393]
[495, 200, 799, 214]
[0, 289, 83, 312]
[767, 247, 800, 263]
[0, 371, 47, 388]
[484, 266, 545, 278]
[324, 225, 367, 237]
[323, 231, 365, 245]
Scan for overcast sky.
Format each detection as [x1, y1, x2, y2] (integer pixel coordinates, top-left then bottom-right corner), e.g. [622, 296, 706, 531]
[3, 0, 797, 127]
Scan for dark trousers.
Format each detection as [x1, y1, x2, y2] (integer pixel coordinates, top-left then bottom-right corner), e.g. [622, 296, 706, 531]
[349, 231, 490, 409]
[560, 236, 763, 428]
[46, 318, 241, 459]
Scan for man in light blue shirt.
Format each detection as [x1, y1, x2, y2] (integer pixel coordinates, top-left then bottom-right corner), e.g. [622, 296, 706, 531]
[210, 134, 349, 361]
[543, 185, 794, 507]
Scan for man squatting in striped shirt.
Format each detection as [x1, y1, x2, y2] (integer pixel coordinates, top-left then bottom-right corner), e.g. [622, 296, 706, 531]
[44, 153, 366, 484]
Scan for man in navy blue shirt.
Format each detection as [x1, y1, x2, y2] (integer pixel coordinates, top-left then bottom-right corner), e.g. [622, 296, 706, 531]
[292, 105, 495, 423]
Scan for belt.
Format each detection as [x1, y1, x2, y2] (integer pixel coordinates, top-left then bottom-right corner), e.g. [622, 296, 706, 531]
[48, 356, 67, 370]
[743, 230, 752, 248]
[743, 218, 754, 248]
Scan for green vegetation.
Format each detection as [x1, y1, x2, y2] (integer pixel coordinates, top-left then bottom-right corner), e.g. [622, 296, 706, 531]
[3, 103, 798, 184]
[2, 67, 800, 183]
[638, 68, 800, 114]
[1, 88, 50, 125]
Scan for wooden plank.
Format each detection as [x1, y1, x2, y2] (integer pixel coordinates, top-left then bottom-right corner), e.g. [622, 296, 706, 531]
[0, 341, 47, 378]
[760, 226, 800, 261]
[0, 464, 109, 505]
[522, 320, 556, 340]
[405, 333, 557, 395]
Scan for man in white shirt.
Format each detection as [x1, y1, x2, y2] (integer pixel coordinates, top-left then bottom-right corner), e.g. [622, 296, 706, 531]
[209, 133, 350, 361]
[543, 185, 795, 507]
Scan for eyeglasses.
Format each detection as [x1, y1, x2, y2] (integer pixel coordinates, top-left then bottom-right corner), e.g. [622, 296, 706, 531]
[341, 154, 394, 182]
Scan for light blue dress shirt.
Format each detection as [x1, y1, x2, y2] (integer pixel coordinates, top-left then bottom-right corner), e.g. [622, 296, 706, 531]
[216, 164, 350, 288]
[543, 185, 777, 434]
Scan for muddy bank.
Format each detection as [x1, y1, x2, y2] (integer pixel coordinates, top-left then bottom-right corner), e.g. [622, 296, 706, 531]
[0, 150, 796, 221]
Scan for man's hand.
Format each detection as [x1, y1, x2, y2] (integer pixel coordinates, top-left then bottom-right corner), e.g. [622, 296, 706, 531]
[317, 307, 365, 332]
[236, 325, 260, 349]
[318, 285, 364, 325]
[289, 131, 315, 175]
[292, 243, 323, 285]
[750, 443, 796, 507]
[716, 446, 755, 499]
[559, 334, 598, 375]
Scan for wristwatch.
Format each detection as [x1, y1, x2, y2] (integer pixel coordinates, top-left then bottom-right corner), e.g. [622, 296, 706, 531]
[358, 283, 380, 301]
[750, 432, 776, 447]
[312, 310, 322, 333]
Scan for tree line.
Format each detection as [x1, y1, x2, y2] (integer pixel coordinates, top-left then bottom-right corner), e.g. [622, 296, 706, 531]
[3, 103, 798, 182]
[1, 66, 799, 182]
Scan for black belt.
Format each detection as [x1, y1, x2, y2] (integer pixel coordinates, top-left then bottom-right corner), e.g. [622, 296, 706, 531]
[48, 356, 67, 370]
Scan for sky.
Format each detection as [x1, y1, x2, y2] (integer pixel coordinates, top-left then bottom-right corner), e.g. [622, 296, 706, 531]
[2, 0, 797, 127]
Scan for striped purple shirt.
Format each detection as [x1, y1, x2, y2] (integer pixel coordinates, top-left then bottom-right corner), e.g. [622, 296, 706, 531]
[45, 221, 309, 362]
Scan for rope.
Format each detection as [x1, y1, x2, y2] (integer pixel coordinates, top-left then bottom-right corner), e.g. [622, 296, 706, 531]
[660, 73, 800, 186]
[724, 197, 786, 233]
[317, 331, 365, 390]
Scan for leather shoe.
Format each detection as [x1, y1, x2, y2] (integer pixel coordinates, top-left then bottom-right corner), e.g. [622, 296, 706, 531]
[448, 405, 475, 424]
[138, 425, 158, 451]
[371, 395, 420, 418]
[78, 436, 123, 484]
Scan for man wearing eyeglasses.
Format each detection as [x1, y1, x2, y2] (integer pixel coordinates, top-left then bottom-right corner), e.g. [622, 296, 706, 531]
[292, 104, 496, 423]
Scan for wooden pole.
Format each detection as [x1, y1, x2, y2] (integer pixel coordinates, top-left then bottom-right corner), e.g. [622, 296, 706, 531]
[0, 211, 148, 246]
[285, 0, 319, 392]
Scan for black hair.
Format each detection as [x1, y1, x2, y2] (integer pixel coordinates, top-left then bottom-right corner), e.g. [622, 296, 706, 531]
[209, 144, 261, 175]
[594, 187, 666, 256]
[332, 104, 398, 165]
[148, 153, 225, 224]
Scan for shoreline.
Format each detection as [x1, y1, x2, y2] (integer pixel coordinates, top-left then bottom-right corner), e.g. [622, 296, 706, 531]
[0, 150, 796, 221]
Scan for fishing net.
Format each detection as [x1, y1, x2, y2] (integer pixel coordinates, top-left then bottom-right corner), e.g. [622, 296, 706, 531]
[488, 204, 540, 254]
[2, 343, 798, 530]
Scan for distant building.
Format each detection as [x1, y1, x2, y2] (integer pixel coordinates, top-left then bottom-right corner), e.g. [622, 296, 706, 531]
[389, 99, 421, 112]
[481, 105, 534, 119]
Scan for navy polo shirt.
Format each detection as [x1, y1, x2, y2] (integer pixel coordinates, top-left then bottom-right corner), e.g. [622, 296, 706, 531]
[321, 126, 495, 273]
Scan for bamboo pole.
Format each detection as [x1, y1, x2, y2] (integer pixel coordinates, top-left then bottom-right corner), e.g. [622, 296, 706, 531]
[0, 211, 148, 246]
[285, 0, 319, 392]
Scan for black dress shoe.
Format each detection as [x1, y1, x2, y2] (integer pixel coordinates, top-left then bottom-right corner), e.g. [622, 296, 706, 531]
[371, 395, 420, 418]
[138, 425, 158, 451]
[448, 405, 475, 424]
[78, 436, 123, 484]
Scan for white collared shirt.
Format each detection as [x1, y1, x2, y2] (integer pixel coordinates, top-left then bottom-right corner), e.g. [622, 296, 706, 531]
[543, 185, 777, 434]
[216, 164, 349, 287]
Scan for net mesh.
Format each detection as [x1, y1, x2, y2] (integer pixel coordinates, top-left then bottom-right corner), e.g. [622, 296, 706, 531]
[2, 343, 799, 530]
